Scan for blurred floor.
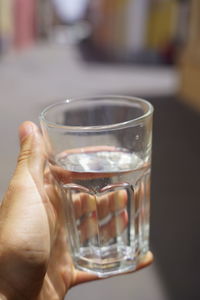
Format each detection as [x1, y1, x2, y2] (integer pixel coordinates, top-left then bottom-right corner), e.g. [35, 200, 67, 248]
[0, 43, 178, 300]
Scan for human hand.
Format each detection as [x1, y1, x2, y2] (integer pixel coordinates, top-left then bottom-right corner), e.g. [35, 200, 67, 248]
[0, 122, 153, 300]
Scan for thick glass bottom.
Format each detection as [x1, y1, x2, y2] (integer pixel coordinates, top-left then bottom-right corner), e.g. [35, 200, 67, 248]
[73, 245, 148, 277]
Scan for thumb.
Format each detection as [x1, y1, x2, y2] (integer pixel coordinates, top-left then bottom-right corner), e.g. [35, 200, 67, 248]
[15, 121, 46, 183]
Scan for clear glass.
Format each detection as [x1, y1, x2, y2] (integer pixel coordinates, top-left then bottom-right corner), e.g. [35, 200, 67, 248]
[40, 95, 153, 277]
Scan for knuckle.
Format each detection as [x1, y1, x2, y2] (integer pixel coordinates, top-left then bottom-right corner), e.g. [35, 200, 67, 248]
[7, 180, 33, 197]
[17, 148, 33, 164]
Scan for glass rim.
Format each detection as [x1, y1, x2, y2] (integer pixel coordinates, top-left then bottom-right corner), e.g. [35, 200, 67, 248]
[39, 95, 154, 132]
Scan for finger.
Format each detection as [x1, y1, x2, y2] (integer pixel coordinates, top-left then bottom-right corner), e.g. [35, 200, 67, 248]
[44, 183, 62, 222]
[72, 190, 127, 220]
[99, 210, 128, 243]
[72, 193, 96, 220]
[0, 122, 53, 263]
[97, 190, 127, 219]
[14, 121, 46, 185]
[44, 168, 51, 182]
[72, 269, 98, 287]
[78, 213, 97, 243]
[136, 251, 154, 271]
[78, 210, 128, 243]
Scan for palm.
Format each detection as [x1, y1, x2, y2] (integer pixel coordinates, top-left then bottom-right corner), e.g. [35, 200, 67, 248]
[37, 174, 97, 299]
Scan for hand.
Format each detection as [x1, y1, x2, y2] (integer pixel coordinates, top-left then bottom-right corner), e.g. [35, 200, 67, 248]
[0, 122, 153, 300]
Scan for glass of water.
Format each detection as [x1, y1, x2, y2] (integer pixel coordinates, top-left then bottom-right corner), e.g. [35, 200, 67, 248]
[40, 95, 153, 277]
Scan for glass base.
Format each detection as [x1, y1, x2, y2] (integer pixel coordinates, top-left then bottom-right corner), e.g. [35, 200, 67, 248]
[73, 245, 148, 277]
[74, 259, 137, 278]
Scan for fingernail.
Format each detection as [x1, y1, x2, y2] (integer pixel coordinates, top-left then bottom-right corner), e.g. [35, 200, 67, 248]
[19, 122, 34, 142]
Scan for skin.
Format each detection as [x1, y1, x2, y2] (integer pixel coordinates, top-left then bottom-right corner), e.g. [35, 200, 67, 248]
[0, 122, 153, 300]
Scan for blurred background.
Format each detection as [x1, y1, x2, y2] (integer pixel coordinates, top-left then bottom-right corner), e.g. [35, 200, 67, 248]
[0, 0, 200, 299]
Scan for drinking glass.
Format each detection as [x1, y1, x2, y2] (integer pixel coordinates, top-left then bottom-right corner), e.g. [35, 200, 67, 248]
[40, 95, 153, 277]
